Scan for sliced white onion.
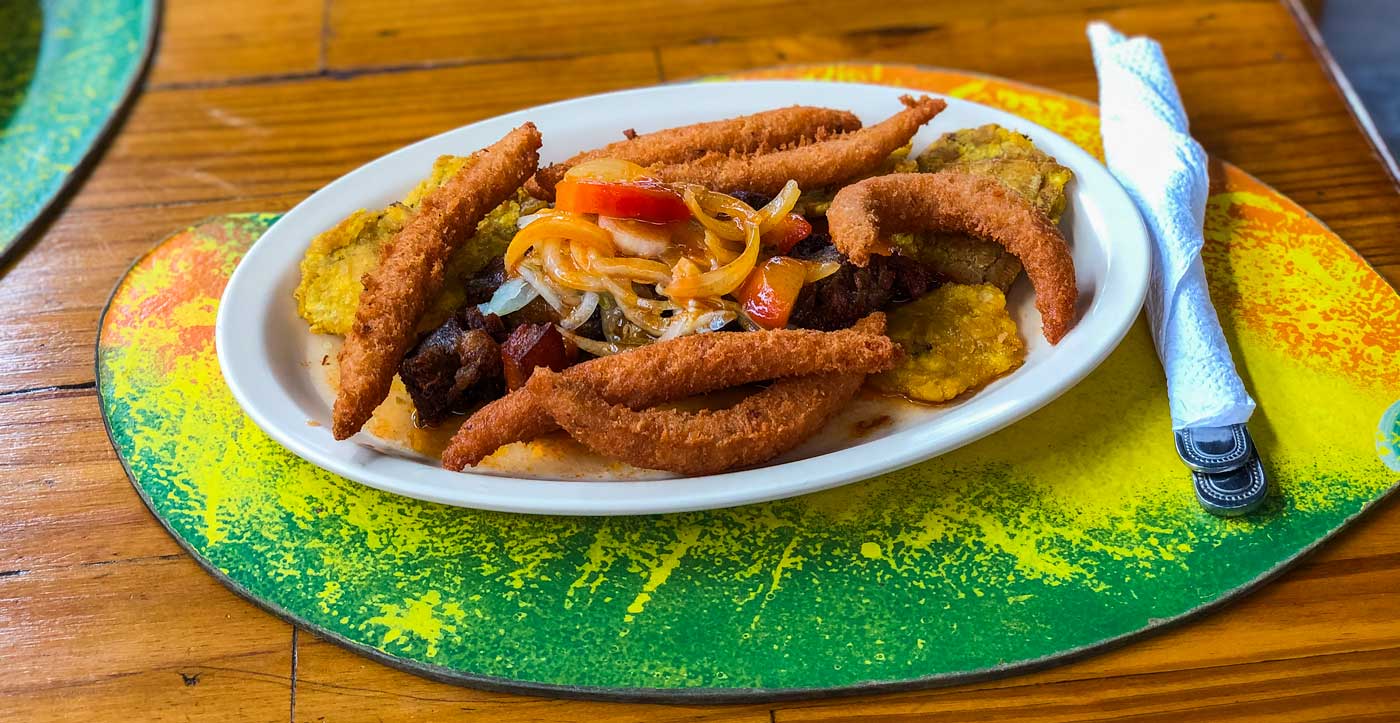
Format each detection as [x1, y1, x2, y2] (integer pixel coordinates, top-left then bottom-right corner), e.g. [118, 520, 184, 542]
[516, 263, 566, 313]
[476, 276, 538, 317]
[516, 211, 546, 229]
[560, 291, 599, 331]
[757, 180, 801, 233]
[655, 314, 695, 342]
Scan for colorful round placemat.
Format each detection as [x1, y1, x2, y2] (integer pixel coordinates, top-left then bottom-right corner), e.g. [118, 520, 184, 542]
[97, 64, 1400, 701]
[0, 0, 157, 263]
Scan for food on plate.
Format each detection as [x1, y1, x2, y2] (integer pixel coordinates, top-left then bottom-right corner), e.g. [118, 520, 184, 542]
[295, 159, 536, 337]
[917, 124, 1073, 217]
[294, 99, 1081, 476]
[872, 284, 1025, 402]
[397, 306, 505, 427]
[786, 231, 935, 331]
[527, 105, 863, 199]
[827, 171, 1077, 343]
[331, 122, 543, 440]
[647, 95, 947, 196]
[532, 314, 891, 475]
[897, 124, 1074, 290]
[440, 320, 899, 469]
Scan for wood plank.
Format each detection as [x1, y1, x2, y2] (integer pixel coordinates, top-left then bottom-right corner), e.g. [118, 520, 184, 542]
[146, 0, 324, 86]
[775, 648, 1400, 721]
[323, 0, 1171, 70]
[654, 0, 1308, 84]
[68, 50, 659, 214]
[292, 633, 774, 722]
[0, 388, 186, 570]
[0, 556, 292, 721]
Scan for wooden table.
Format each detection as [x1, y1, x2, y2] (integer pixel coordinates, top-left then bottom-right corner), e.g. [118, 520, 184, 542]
[4, 1, 1399, 720]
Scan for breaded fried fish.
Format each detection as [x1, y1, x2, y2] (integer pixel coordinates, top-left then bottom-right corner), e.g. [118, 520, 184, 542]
[828, 171, 1077, 343]
[440, 323, 898, 469]
[533, 314, 892, 475]
[896, 124, 1075, 290]
[527, 106, 863, 199]
[332, 123, 543, 440]
[649, 95, 946, 196]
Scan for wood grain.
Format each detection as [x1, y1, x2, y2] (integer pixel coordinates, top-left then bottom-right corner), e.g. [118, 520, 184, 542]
[146, 0, 324, 87]
[0, 556, 292, 722]
[0, 194, 307, 393]
[4, 0, 1400, 720]
[69, 51, 660, 214]
[323, 0, 1169, 69]
[293, 634, 775, 722]
[0, 388, 184, 569]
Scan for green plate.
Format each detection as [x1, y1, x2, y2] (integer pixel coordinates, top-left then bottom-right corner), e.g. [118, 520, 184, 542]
[97, 65, 1400, 701]
[0, 0, 156, 262]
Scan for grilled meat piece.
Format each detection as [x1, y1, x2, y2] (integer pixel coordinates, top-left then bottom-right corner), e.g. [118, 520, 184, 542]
[462, 257, 508, 305]
[728, 190, 773, 211]
[399, 307, 506, 426]
[500, 323, 579, 390]
[788, 232, 936, 330]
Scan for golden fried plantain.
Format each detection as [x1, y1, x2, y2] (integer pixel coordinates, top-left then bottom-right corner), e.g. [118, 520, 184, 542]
[872, 283, 1025, 403]
[294, 156, 533, 336]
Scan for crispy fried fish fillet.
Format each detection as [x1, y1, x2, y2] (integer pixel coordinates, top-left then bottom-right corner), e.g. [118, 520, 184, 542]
[896, 124, 1075, 291]
[332, 123, 542, 440]
[532, 315, 891, 475]
[526, 106, 863, 199]
[827, 171, 1077, 343]
[647, 95, 946, 196]
[439, 321, 896, 469]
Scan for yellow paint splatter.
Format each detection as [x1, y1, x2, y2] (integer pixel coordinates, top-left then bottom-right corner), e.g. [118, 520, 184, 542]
[622, 527, 701, 623]
[363, 590, 462, 658]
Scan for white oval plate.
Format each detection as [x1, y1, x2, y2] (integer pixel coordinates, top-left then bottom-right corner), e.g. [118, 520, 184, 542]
[216, 80, 1149, 516]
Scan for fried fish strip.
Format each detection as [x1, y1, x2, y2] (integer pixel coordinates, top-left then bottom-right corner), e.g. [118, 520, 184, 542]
[648, 95, 946, 196]
[527, 106, 863, 199]
[332, 123, 542, 440]
[440, 321, 896, 469]
[827, 171, 1077, 343]
[531, 315, 890, 475]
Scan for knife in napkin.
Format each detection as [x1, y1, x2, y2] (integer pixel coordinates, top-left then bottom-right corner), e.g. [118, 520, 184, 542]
[1087, 21, 1267, 516]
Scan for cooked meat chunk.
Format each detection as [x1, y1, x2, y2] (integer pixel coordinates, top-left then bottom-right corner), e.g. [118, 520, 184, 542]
[728, 190, 773, 211]
[889, 254, 937, 301]
[500, 323, 579, 390]
[788, 232, 936, 330]
[462, 257, 507, 305]
[399, 307, 506, 426]
[505, 296, 560, 327]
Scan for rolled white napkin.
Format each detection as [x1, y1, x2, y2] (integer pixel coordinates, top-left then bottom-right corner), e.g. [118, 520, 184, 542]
[1087, 21, 1256, 430]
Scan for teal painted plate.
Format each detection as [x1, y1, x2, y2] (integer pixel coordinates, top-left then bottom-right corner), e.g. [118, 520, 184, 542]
[0, 0, 157, 263]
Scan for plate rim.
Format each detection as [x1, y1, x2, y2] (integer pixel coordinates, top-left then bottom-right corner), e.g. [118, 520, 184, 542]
[214, 79, 1151, 516]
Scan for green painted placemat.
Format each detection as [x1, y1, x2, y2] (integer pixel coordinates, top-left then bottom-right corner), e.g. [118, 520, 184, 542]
[97, 65, 1400, 701]
[0, 0, 156, 262]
